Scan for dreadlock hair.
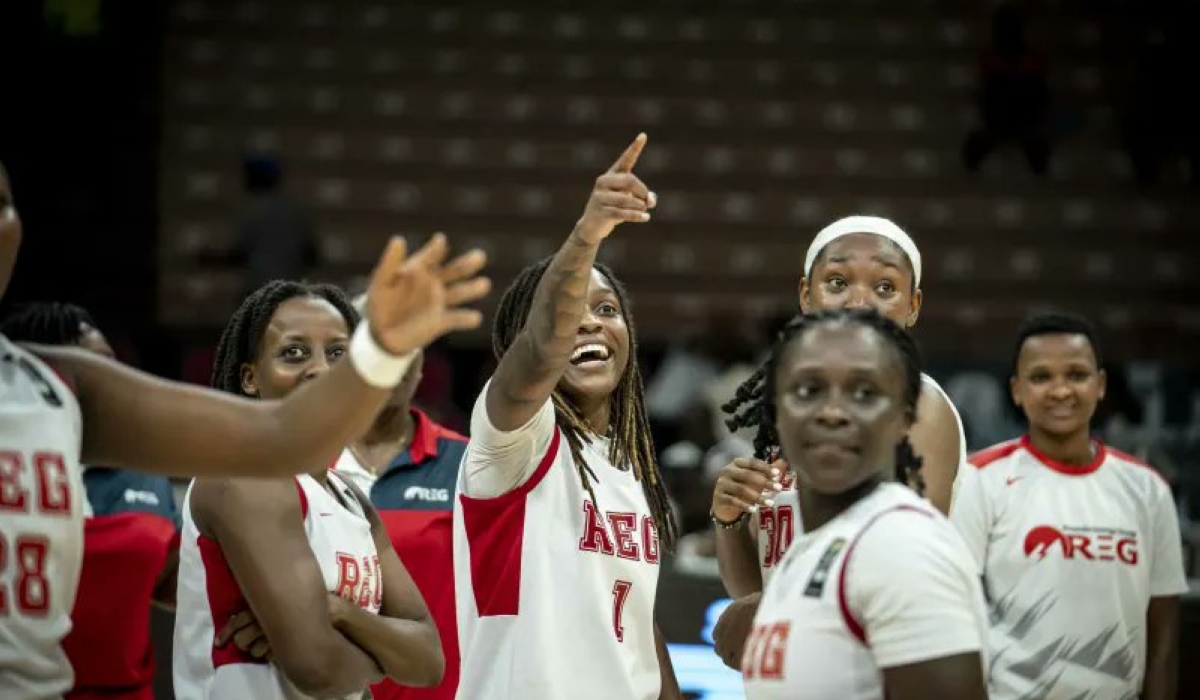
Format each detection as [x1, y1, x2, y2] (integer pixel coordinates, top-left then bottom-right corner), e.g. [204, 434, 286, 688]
[491, 257, 678, 550]
[722, 307, 927, 495]
[1, 301, 98, 346]
[211, 280, 359, 396]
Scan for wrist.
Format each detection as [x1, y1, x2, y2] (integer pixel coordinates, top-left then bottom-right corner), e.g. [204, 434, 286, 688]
[327, 594, 349, 628]
[350, 322, 416, 388]
[570, 221, 607, 247]
[710, 508, 749, 530]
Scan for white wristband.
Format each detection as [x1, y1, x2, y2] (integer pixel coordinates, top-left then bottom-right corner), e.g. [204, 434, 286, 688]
[349, 323, 415, 388]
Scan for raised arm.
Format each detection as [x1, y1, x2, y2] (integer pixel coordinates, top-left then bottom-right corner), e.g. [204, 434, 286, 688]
[39, 235, 489, 478]
[485, 133, 655, 431]
[329, 482, 444, 687]
[192, 478, 382, 697]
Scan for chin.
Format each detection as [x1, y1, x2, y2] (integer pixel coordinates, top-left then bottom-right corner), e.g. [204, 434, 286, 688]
[560, 373, 619, 407]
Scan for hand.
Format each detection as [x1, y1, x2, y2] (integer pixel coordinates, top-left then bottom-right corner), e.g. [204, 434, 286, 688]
[326, 592, 350, 628]
[364, 232, 491, 355]
[575, 133, 657, 244]
[711, 457, 783, 524]
[713, 593, 761, 670]
[216, 608, 272, 660]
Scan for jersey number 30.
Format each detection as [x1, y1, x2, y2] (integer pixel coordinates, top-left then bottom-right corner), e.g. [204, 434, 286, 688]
[0, 533, 50, 616]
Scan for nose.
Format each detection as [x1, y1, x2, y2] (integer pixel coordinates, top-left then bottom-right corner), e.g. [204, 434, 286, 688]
[844, 288, 869, 309]
[577, 310, 602, 335]
[301, 355, 332, 382]
[1048, 378, 1073, 401]
[814, 394, 851, 428]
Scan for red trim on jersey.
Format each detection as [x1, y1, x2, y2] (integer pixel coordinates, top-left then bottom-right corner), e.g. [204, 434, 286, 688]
[968, 440, 1020, 469]
[836, 504, 933, 646]
[295, 478, 309, 518]
[408, 408, 466, 464]
[458, 428, 561, 617]
[197, 535, 263, 667]
[1020, 435, 1106, 476]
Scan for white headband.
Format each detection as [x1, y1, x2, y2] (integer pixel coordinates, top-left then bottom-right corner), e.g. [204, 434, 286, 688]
[803, 215, 922, 287]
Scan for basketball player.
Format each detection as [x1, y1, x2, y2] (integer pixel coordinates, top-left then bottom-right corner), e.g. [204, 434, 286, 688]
[220, 291, 468, 700]
[725, 308, 988, 700]
[0, 159, 490, 700]
[710, 216, 969, 667]
[1, 302, 179, 700]
[951, 310, 1187, 700]
[174, 281, 444, 699]
[452, 134, 682, 700]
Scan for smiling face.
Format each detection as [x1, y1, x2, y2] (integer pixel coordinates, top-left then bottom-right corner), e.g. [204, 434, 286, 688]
[239, 296, 351, 399]
[799, 233, 922, 329]
[1011, 333, 1106, 440]
[558, 268, 631, 409]
[773, 321, 911, 495]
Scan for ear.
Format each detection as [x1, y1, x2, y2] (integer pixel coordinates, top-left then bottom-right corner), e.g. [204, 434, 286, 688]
[798, 276, 812, 313]
[1009, 374, 1021, 409]
[1096, 367, 1107, 402]
[240, 363, 259, 397]
[906, 288, 923, 328]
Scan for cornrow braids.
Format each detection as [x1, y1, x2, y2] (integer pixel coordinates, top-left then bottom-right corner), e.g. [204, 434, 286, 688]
[722, 307, 926, 495]
[211, 280, 359, 396]
[492, 257, 678, 550]
[1, 301, 98, 346]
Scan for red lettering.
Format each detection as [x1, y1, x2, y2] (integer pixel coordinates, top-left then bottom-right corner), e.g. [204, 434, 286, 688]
[577, 501, 614, 555]
[744, 622, 791, 679]
[1067, 534, 1094, 560]
[641, 516, 659, 565]
[35, 452, 70, 514]
[1116, 538, 1139, 565]
[334, 552, 360, 599]
[776, 505, 795, 561]
[760, 507, 778, 568]
[608, 512, 639, 561]
[0, 451, 28, 511]
[742, 625, 767, 678]
[357, 556, 372, 608]
[371, 555, 383, 608]
[0, 532, 51, 617]
[611, 580, 632, 642]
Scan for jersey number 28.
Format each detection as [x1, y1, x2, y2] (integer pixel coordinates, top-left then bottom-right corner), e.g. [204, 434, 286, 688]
[0, 533, 50, 616]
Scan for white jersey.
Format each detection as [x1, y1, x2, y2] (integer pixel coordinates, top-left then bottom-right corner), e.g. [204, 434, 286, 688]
[757, 373, 966, 583]
[453, 384, 662, 700]
[950, 436, 1189, 700]
[173, 471, 382, 700]
[743, 483, 988, 700]
[0, 336, 86, 700]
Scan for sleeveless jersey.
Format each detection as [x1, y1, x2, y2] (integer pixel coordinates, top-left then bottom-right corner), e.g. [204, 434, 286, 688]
[0, 335, 86, 700]
[453, 400, 662, 700]
[756, 373, 966, 583]
[950, 437, 1189, 700]
[743, 483, 987, 700]
[173, 471, 382, 700]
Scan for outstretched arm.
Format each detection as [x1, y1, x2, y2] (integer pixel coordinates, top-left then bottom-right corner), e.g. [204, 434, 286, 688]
[485, 133, 655, 432]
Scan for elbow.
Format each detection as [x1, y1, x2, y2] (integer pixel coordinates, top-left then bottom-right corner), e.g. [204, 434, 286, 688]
[406, 647, 445, 688]
[385, 627, 445, 688]
[278, 646, 364, 698]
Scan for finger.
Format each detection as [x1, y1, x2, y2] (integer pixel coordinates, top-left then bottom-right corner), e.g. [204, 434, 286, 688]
[438, 309, 484, 333]
[608, 132, 647, 174]
[443, 276, 493, 307]
[249, 639, 271, 659]
[724, 468, 775, 492]
[215, 612, 253, 645]
[405, 232, 449, 270]
[438, 248, 489, 284]
[593, 190, 649, 213]
[371, 236, 408, 287]
[233, 626, 260, 651]
[601, 207, 651, 224]
[720, 480, 775, 505]
[733, 457, 778, 476]
[715, 489, 765, 513]
[595, 173, 652, 202]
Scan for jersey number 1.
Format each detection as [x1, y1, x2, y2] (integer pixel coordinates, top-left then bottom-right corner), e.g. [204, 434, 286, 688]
[612, 580, 633, 642]
[0, 532, 50, 616]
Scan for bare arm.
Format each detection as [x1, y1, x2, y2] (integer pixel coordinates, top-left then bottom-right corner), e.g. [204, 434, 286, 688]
[715, 525, 762, 598]
[910, 385, 962, 515]
[712, 458, 778, 597]
[331, 483, 444, 687]
[1142, 596, 1180, 700]
[655, 623, 683, 700]
[192, 478, 382, 696]
[882, 653, 988, 700]
[486, 134, 654, 431]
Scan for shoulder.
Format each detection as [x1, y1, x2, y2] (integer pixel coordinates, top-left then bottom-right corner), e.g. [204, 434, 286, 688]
[914, 376, 962, 435]
[191, 477, 302, 529]
[852, 503, 974, 582]
[337, 474, 383, 528]
[1103, 445, 1173, 495]
[968, 439, 1023, 471]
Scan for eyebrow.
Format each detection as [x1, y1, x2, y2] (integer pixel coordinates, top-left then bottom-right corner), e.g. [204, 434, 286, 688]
[824, 254, 903, 272]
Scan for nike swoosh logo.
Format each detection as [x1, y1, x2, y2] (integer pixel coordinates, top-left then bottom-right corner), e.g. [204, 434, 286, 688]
[318, 512, 334, 517]
[1006, 477, 1022, 486]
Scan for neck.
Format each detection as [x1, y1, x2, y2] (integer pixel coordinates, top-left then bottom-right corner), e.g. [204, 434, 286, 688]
[1028, 427, 1094, 465]
[797, 477, 883, 533]
[579, 399, 612, 436]
[358, 404, 414, 446]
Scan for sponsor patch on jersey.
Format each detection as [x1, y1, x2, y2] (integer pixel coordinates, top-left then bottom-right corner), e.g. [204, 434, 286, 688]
[803, 537, 846, 597]
[403, 485, 450, 502]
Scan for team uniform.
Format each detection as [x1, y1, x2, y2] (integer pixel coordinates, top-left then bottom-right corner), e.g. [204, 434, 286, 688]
[742, 483, 988, 699]
[951, 436, 1190, 700]
[63, 468, 179, 700]
[173, 471, 382, 700]
[0, 335, 87, 700]
[333, 408, 466, 700]
[453, 382, 663, 700]
[756, 374, 967, 582]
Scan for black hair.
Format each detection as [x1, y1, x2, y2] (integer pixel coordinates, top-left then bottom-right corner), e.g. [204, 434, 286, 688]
[211, 280, 358, 396]
[492, 257, 677, 550]
[1, 301, 98, 346]
[1011, 309, 1104, 376]
[722, 307, 926, 494]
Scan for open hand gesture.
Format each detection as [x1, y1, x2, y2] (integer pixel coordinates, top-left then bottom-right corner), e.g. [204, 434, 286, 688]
[576, 133, 658, 244]
[364, 233, 491, 355]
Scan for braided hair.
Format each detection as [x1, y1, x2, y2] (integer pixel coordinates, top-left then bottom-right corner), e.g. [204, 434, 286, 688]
[492, 258, 677, 550]
[1, 301, 98, 345]
[722, 307, 926, 494]
[211, 280, 359, 396]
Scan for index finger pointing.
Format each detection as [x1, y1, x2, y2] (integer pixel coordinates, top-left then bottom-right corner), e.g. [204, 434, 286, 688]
[608, 132, 648, 174]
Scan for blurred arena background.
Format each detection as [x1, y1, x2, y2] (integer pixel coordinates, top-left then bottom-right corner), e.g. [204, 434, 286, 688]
[0, 0, 1196, 698]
